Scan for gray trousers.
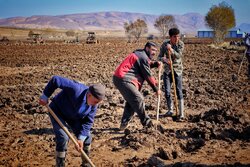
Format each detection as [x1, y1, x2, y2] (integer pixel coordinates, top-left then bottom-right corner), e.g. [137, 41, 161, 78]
[113, 76, 150, 126]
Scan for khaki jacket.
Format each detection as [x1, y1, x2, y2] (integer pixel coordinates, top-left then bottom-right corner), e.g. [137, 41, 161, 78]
[158, 39, 184, 76]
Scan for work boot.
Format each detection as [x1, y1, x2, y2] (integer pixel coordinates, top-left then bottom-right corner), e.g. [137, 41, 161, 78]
[81, 162, 91, 167]
[142, 118, 154, 129]
[144, 118, 153, 128]
[56, 157, 65, 167]
[120, 118, 132, 131]
[165, 102, 173, 116]
[178, 99, 185, 120]
[119, 121, 129, 131]
[142, 118, 154, 134]
[83, 145, 91, 156]
[81, 145, 91, 167]
[56, 151, 66, 167]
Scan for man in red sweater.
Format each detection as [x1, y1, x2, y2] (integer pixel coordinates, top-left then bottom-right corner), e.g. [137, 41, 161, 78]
[113, 41, 162, 130]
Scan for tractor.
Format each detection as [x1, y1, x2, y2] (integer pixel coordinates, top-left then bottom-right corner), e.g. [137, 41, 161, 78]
[27, 33, 44, 44]
[86, 32, 99, 44]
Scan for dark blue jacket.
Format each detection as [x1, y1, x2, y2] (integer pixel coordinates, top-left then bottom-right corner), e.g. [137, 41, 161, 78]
[42, 76, 97, 139]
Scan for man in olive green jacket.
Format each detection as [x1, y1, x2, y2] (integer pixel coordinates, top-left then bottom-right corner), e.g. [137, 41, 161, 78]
[158, 28, 185, 120]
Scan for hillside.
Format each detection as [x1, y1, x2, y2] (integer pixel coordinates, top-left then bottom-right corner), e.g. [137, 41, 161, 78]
[0, 11, 206, 35]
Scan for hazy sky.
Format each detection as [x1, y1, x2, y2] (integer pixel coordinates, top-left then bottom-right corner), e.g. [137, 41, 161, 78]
[0, 0, 249, 25]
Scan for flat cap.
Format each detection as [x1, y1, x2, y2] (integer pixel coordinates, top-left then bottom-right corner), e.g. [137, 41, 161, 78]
[89, 83, 105, 100]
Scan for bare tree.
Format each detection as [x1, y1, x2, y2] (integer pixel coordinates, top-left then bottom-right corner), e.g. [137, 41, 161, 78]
[10, 30, 14, 37]
[154, 15, 177, 39]
[65, 30, 76, 37]
[205, 2, 235, 44]
[124, 22, 133, 43]
[28, 30, 34, 38]
[124, 19, 148, 42]
[45, 28, 56, 36]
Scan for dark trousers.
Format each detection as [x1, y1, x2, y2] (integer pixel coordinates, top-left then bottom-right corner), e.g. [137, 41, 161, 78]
[113, 76, 150, 126]
[163, 72, 183, 109]
[49, 103, 92, 153]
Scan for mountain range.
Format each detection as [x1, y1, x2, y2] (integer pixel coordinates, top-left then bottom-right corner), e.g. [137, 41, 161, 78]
[0, 11, 249, 35]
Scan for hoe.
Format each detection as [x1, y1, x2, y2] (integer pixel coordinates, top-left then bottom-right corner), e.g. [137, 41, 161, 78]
[155, 62, 165, 132]
[46, 105, 95, 167]
[168, 50, 179, 120]
[232, 49, 247, 82]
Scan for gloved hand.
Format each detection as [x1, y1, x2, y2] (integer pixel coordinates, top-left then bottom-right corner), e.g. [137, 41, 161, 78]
[39, 94, 48, 106]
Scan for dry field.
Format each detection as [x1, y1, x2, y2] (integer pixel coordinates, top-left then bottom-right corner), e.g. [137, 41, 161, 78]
[0, 27, 126, 41]
[0, 38, 249, 167]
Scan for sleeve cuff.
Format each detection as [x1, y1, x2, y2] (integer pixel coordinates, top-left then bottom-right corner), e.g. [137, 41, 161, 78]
[150, 61, 159, 68]
[40, 94, 48, 101]
[162, 57, 168, 64]
[78, 135, 87, 141]
[152, 85, 158, 92]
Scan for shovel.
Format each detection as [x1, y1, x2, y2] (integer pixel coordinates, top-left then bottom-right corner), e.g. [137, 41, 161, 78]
[168, 50, 179, 119]
[156, 62, 162, 122]
[45, 104, 95, 167]
[154, 62, 165, 133]
[232, 49, 247, 82]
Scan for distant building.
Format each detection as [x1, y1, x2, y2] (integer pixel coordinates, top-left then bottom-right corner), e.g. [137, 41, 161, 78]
[197, 28, 246, 38]
[197, 29, 214, 38]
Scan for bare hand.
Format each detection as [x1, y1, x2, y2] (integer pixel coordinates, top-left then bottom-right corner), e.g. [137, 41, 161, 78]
[158, 61, 163, 70]
[76, 140, 84, 152]
[166, 44, 173, 54]
[156, 90, 161, 96]
[166, 44, 172, 50]
[167, 59, 172, 65]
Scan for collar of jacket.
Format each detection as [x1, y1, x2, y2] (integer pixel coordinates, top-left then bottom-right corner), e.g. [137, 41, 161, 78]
[133, 49, 152, 59]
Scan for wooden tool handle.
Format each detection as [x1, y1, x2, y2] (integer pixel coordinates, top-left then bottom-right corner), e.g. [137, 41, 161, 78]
[168, 50, 179, 116]
[46, 105, 95, 167]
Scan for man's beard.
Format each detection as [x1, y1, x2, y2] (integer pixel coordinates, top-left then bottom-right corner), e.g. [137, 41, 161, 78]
[145, 49, 153, 59]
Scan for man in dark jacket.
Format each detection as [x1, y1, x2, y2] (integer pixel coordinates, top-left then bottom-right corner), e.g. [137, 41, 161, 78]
[113, 41, 162, 130]
[244, 33, 250, 79]
[39, 75, 105, 167]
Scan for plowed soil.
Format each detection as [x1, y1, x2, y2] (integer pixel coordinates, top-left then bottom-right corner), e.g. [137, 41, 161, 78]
[0, 39, 249, 167]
